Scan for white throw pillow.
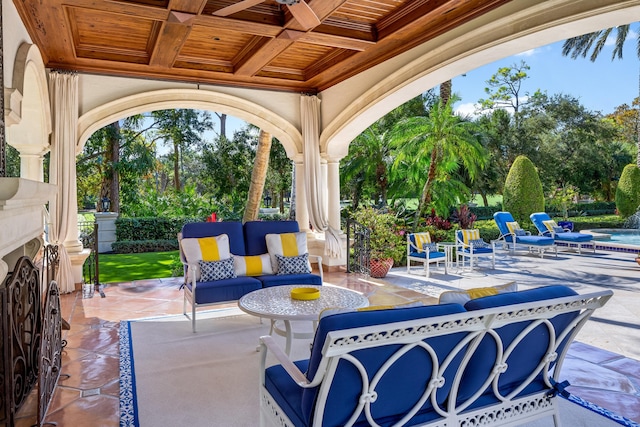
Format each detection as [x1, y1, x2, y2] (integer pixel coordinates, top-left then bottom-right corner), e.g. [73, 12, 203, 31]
[265, 232, 309, 273]
[180, 234, 231, 281]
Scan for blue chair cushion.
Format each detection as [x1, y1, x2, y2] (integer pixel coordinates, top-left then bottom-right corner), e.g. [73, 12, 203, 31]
[187, 276, 261, 304]
[553, 232, 592, 243]
[514, 235, 555, 246]
[408, 250, 446, 259]
[460, 247, 493, 255]
[458, 285, 579, 407]
[300, 304, 468, 426]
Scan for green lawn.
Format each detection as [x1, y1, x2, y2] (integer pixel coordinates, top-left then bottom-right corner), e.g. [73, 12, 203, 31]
[98, 250, 180, 283]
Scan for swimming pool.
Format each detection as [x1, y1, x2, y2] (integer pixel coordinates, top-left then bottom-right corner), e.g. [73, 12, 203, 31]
[583, 229, 640, 253]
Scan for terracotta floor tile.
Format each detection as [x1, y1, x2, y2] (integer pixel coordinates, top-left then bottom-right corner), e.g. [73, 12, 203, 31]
[11, 266, 640, 425]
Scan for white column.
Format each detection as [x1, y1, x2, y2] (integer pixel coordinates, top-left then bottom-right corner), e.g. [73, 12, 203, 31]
[19, 152, 45, 181]
[294, 159, 309, 232]
[326, 158, 341, 232]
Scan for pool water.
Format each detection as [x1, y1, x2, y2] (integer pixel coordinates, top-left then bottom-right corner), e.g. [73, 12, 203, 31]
[588, 229, 640, 248]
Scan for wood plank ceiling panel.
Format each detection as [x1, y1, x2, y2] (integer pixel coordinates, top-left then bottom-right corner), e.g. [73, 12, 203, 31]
[12, 0, 513, 92]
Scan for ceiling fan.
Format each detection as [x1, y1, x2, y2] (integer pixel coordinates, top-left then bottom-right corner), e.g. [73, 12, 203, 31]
[213, 0, 321, 31]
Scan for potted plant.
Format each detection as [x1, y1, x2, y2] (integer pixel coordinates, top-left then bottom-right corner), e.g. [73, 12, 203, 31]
[635, 252, 640, 266]
[549, 185, 578, 231]
[352, 206, 405, 278]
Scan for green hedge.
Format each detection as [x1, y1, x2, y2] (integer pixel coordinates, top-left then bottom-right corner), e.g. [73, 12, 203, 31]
[115, 217, 200, 241]
[111, 239, 179, 254]
[469, 201, 616, 221]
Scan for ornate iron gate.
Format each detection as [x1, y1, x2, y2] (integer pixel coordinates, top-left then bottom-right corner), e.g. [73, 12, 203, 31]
[346, 218, 371, 275]
[79, 220, 104, 297]
[38, 245, 64, 426]
[0, 257, 42, 427]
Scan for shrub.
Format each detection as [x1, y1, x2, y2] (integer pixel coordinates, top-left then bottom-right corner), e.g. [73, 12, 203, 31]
[450, 205, 477, 229]
[351, 206, 405, 262]
[115, 217, 200, 242]
[503, 155, 544, 224]
[615, 164, 640, 218]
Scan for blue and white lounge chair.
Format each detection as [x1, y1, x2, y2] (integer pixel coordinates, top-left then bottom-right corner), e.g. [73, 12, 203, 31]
[493, 211, 557, 258]
[406, 232, 448, 277]
[455, 229, 495, 271]
[530, 212, 595, 254]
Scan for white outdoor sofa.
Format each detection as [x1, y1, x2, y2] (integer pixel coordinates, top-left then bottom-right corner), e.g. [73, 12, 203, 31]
[259, 285, 611, 427]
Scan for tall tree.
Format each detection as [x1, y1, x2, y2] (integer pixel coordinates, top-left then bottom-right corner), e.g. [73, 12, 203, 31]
[152, 109, 212, 191]
[562, 24, 640, 166]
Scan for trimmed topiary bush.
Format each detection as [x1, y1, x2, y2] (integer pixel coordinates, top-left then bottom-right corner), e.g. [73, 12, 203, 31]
[502, 155, 544, 224]
[615, 164, 640, 218]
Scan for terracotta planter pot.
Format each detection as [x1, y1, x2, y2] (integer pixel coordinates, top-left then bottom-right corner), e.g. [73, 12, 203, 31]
[370, 258, 394, 278]
[635, 257, 640, 266]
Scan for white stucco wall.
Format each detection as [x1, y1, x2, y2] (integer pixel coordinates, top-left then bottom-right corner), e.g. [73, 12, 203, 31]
[3, 0, 32, 86]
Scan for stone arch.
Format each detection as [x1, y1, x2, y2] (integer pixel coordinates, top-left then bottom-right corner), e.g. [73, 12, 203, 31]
[5, 43, 52, 180]
[321, 0, 639, 160]
[77, 89, 302, 158]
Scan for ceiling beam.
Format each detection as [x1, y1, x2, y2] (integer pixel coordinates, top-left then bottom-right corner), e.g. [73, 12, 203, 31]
[234, 30, 304, 77]
[285, 0, 348, 31]
[149, 11, 195, 68]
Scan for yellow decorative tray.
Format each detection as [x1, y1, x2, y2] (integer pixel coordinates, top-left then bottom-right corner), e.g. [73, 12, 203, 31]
[291, 287, 320, 300]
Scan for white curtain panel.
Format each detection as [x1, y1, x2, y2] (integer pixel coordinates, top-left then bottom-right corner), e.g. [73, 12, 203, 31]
[301, 95, 342, 258]
[48, 70, 78, 293]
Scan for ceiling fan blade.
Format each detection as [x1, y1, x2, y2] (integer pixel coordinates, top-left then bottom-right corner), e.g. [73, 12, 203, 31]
[213, 0, 265, 17]
[287, 1, 321, 30]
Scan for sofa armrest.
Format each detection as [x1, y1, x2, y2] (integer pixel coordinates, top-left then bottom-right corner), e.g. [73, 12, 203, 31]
[310, 254, 323, 282]
[259, 335, 310, 387]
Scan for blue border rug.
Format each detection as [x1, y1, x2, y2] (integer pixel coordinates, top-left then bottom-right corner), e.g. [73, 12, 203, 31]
[119, 321, 138, 427]
[118, 316, 640, 427]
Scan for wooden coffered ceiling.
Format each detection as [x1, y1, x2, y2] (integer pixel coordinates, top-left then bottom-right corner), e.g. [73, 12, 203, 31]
[14, 0, 511, 93]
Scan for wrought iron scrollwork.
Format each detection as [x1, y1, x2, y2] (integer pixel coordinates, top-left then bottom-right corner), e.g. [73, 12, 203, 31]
[346, 218, 371, 275]
[0, 256, 42, 426]
[38, 281, 64, 426]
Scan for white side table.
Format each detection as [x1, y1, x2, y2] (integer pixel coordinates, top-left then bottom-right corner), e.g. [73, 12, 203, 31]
[238, 285, 369, 355]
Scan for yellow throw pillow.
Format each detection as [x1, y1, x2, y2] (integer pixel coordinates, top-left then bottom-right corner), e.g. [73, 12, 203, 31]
[542, 219, 558, 232]
[505, 221, 521, 235]
[413, 232, 431, 253]
[438, 282, 518, 305]
[461, 229, 480, 245]
[180, 234, 231, 281]
[265, 232, 309, 273]
[233, 254, 273, 276]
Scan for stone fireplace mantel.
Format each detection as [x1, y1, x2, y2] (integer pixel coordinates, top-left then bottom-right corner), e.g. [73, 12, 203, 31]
[0, 177, 56, 283]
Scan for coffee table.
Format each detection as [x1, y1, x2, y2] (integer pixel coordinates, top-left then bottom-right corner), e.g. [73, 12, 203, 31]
[238, 284, 369, 355]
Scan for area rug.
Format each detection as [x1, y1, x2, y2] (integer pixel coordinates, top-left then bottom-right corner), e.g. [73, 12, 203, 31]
[119, 310, 639, 427]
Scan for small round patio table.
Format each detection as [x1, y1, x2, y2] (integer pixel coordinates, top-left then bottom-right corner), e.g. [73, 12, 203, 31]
[238, 284, 369, 355]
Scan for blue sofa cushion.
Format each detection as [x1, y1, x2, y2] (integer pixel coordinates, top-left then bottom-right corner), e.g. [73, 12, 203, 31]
[182, 221, 247, 256]
[258, 273, 322, 288]
[458, 285, 579, 407]
[187, 276, 261, 304]
[243, 220, 300, 255]
[300, 303, 468, 426]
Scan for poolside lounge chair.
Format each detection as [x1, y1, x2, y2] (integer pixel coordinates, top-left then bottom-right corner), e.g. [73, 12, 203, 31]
[493, 211, 557, 258]
[455, 229, 495, 271]
[530, 212, 595, 254]
[406, 232, 448, 277]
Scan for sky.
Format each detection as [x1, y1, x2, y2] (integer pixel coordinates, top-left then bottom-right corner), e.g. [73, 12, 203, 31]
[206, 32, 639, 140]
[453, 35, 638, 117]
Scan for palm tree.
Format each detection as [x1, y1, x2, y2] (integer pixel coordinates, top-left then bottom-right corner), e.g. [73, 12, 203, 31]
[562, 24, 640, 167]
[390, 95, 487, 225]
[243, 129, 272, 222]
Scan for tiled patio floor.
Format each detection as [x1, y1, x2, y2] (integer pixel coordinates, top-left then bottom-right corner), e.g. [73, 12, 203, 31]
[13, 250, 640, 425]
